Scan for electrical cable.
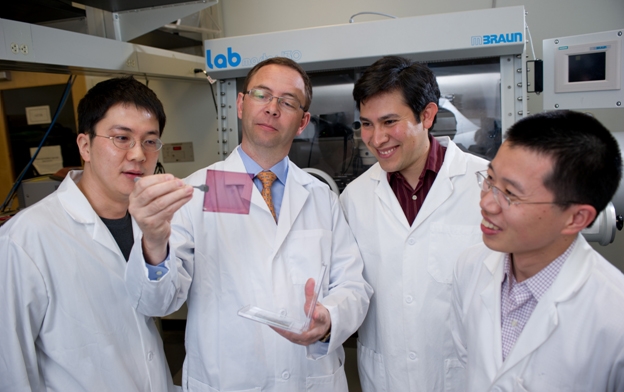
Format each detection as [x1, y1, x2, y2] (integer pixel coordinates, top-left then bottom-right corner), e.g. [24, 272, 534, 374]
[194, 68, 219, 115]
[209, 82, 218, 115]
[1, 74, 76, 212]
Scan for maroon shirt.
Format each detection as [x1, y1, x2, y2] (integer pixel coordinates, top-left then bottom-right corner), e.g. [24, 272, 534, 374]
[387, 135, 446, 225]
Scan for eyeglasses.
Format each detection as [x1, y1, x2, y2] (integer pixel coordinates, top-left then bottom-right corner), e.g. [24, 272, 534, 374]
[95, 134, 163, 152]
[475, 171, 566, 210]
[245, 88, 304, 112]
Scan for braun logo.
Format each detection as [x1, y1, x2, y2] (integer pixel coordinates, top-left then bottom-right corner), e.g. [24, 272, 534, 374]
[471, 32, 523, 46]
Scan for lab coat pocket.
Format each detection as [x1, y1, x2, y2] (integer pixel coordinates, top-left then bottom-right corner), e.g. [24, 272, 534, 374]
[427, 223, 482, 284]
[285, 229, 332, 284]
[357, 340, 388, 392]
[443, 358, 465, 392]
[305, 357, 348, 392]
[187, 376, 261, 392]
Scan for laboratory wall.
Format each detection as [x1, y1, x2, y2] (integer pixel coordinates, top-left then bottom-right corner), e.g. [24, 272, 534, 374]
[215, 0, 624, 269]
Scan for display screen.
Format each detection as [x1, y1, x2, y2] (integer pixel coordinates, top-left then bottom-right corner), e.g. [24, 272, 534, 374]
[568, 52, 606, 82]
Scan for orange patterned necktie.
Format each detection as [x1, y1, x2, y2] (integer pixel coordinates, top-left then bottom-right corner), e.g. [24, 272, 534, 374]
[256, 171, 277, 222]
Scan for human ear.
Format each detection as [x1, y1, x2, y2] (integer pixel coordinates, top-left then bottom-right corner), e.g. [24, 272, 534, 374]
[561, 204, 597, 235]
[420, 102, 439, 130]
[296, 112, 311, 136]
[76, 133, 91, 163]
[236, 92, 245, 120]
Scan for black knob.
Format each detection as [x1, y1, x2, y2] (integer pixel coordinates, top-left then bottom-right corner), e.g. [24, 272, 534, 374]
[617, 215, 623, 231]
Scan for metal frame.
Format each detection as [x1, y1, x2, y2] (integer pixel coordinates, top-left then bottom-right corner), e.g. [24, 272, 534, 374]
[216, 78, 239, 158]
[85, 0, 218, 42]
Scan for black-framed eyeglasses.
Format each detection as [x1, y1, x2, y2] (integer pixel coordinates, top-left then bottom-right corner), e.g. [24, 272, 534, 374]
[475, 171, 569, 210]
[245, 88, 304, 112]
[95, 134, 163, 152]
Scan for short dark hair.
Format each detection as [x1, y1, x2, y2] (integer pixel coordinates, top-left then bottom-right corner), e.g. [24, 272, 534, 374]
[505, 110, 622, 214]
[242, 57, 313, 112]
[78, 76, 166, 138]
[353, 56, 440, 123]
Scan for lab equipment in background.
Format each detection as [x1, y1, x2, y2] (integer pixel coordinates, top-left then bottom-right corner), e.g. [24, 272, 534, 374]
[17, 176, 61, 208]
[582, 202, 622, 246]
[352, 121, 377, 167]
[543, 29, 623, 110]
[205, 6, 528, 184]
[303, 168, 340, 195]
[543, 29, 624, 245]
[611, 132, 624, 217]
[238, 264, 328, 333]
[0, 75, 76, 213]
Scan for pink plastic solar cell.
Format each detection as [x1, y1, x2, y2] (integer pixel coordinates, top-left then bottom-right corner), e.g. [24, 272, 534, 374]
[202, 170, 254, 214]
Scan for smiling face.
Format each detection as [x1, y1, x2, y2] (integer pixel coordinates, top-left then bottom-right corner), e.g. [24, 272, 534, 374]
[77, 103, 160, 216]
[237, 64, 311, 167]
[359, 90, 437, 187]
[479, 142, 579, 267]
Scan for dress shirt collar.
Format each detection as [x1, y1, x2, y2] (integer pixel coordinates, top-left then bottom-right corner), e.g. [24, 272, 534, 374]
[237, 145, 289, 185]
[503, 238, 577, 301]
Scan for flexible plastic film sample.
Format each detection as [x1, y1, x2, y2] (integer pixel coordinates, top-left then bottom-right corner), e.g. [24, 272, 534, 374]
[203, 170, 254, 214]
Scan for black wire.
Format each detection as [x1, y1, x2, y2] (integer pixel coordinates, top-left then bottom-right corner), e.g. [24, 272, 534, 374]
[194, 68, 218, 115]
[209, 82, 218, 115]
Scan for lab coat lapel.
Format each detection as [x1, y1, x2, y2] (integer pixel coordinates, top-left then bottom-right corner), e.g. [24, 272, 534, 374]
[271, 164, 310, 257]
[371, 165, 411, 230]
[480, 252, 506, 371]
[57, 171, 125, 260]
[493, 236, 593, 382]
[495, 294, 558, 380]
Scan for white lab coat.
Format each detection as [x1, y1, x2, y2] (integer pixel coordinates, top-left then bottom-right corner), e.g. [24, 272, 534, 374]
[0, 171, 174, 392]
[451, 237, 624, 391]
[339, 137, 487, 391]
[125, 148, 373, 392]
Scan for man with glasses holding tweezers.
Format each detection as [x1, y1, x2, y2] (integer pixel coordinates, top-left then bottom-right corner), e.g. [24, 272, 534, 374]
[0, 77, 176, 391]
[126, 57, 372, 391]
[450, 110, 624, 391]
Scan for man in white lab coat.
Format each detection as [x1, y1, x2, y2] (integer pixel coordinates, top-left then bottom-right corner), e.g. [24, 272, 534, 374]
[0, 77, 176, 391]
[451, 110, 624, 391]
[339, 56, 487, 391]
[126, 57, 373, 392]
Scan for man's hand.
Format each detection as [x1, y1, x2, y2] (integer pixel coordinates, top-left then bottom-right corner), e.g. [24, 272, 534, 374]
[272, 278, 331, 346]
[129, 174, 193, 265]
